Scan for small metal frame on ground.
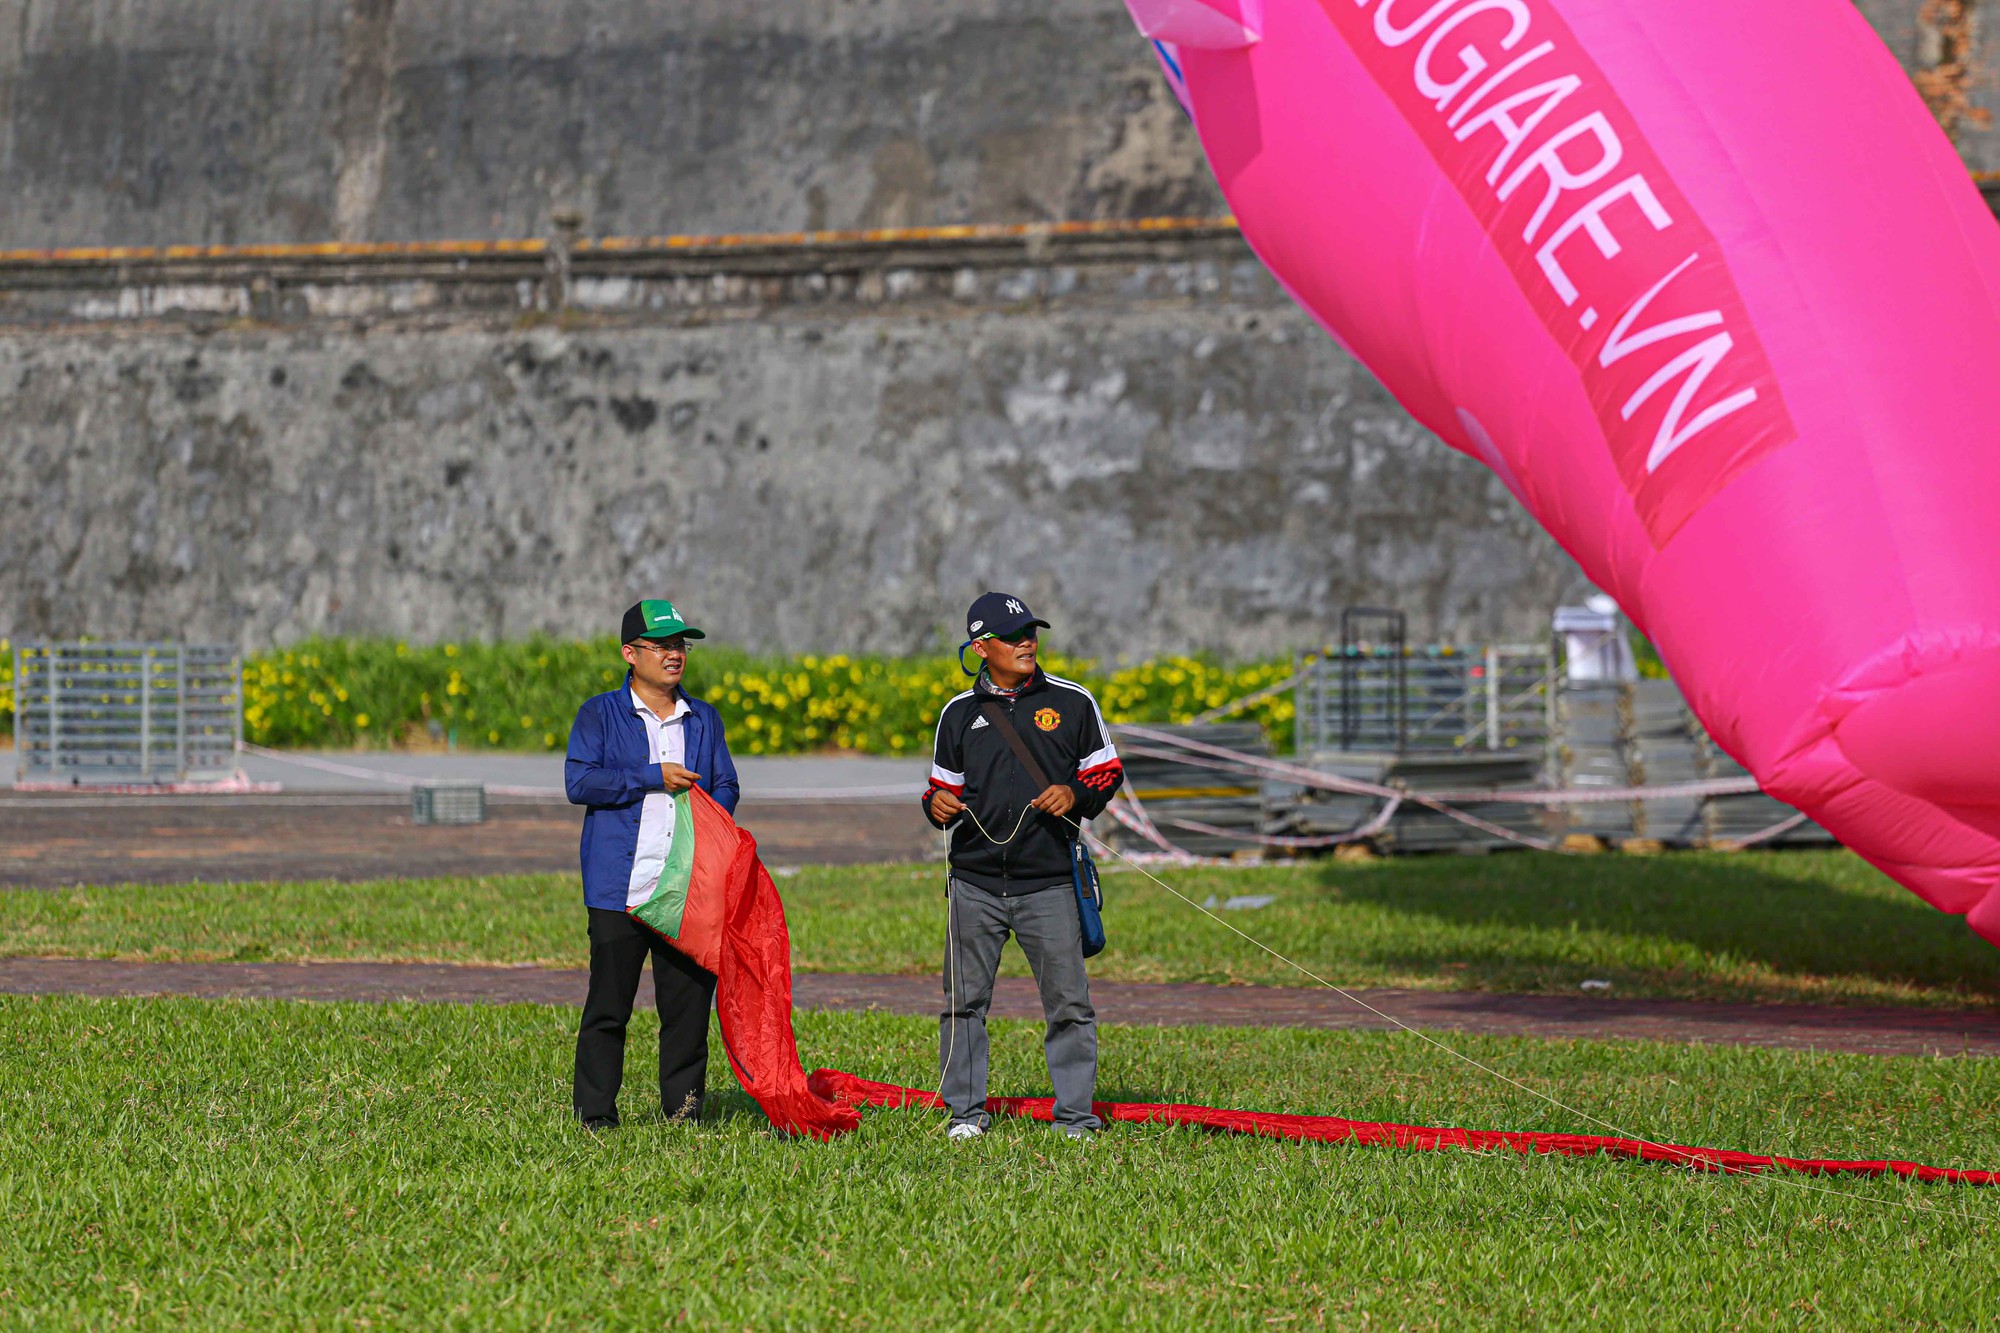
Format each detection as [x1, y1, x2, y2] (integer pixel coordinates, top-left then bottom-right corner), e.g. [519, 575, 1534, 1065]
[11, 642, 242, 786]
[411, 781, 487, 826]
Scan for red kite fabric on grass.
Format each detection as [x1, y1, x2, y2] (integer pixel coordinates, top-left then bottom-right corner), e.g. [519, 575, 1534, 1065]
[629, 785, 860, 1140]
[806, 1071, 1997, 1186]
[646, 788, 1992, 1184]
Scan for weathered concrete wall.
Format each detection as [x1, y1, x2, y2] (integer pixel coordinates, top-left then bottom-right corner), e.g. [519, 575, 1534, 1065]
[0, 0, 1991, 251]
[0, 282, 1579, 659]
[0, 0, 1220, 248]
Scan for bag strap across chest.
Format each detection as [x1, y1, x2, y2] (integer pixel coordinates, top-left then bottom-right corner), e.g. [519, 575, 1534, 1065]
[979, 700, 1053, 790]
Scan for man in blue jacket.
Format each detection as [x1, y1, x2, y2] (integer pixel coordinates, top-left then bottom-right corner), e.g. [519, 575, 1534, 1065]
[566, 598, 740, 1130]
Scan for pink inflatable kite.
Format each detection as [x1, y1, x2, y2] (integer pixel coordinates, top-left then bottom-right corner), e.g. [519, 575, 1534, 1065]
[1125, 0, 2000, 942]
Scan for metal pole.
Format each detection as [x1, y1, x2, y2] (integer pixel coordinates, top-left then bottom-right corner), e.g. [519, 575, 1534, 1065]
[1344, 608, 1360, 752]
[1547, 630, 1563, 792]
[233, 652, 244, 772]
[1393, 614, 1408, 753]
[48, 646, 61, 780]
[1485, 645, 1501, 750]
[1292, 652, 1306, 757]
[174, 646, 187, 783]
[140, 646, 153, 782]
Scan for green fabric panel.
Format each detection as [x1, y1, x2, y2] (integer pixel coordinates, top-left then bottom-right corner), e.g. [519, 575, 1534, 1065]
[630, 791, 697, 938]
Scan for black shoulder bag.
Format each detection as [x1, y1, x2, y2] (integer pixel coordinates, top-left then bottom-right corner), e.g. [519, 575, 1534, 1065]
[979, 701, 1106, 958]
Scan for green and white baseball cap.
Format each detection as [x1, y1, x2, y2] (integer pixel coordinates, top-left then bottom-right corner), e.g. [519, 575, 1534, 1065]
[621, 599, 706, 643]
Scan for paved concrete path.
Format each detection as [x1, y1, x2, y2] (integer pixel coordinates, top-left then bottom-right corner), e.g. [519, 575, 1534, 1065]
[2, 748, 940, 885]
[3, 958, 1995, 1059]
[0, 793, 940, 887]
[1, 749, 929, 796]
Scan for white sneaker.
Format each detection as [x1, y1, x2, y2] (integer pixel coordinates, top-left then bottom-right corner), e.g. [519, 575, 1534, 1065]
[946, 1122, 985, 1141]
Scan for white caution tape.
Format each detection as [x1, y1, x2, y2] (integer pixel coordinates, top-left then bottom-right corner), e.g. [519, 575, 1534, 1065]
[1116, 725, 1765, 805]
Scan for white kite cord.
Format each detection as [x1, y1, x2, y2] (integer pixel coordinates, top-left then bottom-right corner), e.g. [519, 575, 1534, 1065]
[935, 800, 1043, 1117]
[1000, 808, 1990, 1223]
[957, 802, 1037, 848]
[939, 876, 960, 1114]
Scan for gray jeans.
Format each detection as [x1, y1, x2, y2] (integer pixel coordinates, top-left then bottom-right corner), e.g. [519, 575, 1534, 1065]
[941, 876, 1101, 1131]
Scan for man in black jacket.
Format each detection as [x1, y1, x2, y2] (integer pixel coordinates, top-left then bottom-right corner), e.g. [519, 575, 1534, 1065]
[923, 591, 1125, 1140]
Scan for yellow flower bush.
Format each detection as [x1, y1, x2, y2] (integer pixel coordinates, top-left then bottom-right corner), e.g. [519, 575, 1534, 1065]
[1096, 655, 1298, 740]
[5, 635, 1303, 755]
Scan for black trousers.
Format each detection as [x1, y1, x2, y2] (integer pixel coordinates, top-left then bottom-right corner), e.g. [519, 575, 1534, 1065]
[573, 906, 717, 1125]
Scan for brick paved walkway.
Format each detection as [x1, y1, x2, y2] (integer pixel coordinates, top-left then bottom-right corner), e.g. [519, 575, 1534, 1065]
[3, 958, 1995, 1058]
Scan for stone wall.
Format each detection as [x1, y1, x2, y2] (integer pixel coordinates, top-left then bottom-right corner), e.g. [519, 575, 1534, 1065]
[0, 0, 1989, 250]
[0, 0, 1221, 248]
[0, 241, 1581, 658]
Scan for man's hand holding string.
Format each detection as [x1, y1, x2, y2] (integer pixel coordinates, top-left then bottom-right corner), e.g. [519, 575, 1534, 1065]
[1030, 784, 1076, 820]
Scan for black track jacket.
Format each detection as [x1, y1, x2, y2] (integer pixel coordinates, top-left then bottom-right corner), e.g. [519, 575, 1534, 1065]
[923, 668, 1125, 895]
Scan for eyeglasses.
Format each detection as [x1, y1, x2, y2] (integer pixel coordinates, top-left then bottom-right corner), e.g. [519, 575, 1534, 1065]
[633, 638, 689, 658]
[982, 628, 1038, 645]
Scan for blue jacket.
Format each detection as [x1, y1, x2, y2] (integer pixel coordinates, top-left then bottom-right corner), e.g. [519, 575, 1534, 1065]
[565, 680, 740, 910]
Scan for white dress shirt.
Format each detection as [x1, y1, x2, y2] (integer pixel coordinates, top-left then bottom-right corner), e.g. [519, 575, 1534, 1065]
[625, 687, 692, 908]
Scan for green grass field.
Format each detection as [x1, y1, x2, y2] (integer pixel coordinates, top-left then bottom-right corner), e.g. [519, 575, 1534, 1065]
[5, 850, 1997, 1008]
[2, 996, 1996, 1329]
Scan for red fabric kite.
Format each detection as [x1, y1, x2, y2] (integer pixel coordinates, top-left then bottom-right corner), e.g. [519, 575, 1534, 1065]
[637, 791, 1990, 1186]
[806, 1071, 1996, 1185]
[628, 786, 860, 1140]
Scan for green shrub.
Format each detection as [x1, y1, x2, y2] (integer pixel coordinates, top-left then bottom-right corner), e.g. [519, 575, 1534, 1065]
[0, 636, 1296, 752]
[0, 634, 1300, 756]
[221, 638, 1302, 756]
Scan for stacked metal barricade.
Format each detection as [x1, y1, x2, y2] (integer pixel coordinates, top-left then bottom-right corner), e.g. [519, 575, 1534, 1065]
[1289, 629, 1557, 853]
[1100, 601, 1831, 859]
[11, 642, 242, 786]
[1107, 721, 1277, 857]
[1553, 679, 1831, 847]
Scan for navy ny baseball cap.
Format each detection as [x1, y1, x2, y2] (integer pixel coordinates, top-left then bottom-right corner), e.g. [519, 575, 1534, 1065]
[966, 591, 1049, 642]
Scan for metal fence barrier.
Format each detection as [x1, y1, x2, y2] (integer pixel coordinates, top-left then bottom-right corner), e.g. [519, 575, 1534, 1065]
[11, 642, 242, 785]
[1295, 644, 1554, 755]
